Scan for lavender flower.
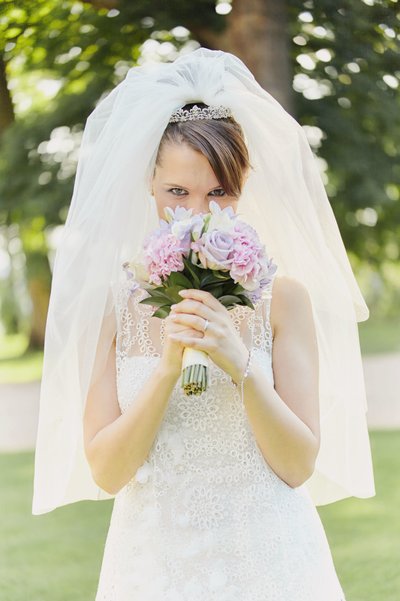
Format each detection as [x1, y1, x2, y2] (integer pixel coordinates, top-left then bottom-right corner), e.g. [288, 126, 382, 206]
[191, 230, 235, 270]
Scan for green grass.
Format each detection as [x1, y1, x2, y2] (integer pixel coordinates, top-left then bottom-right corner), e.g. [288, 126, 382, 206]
[0, 451, 113, 601]
[0, 334, 43, 383]
[358, 315, 400, 355]
[317, 430, 400, 601]
[0, 431, 398, 600]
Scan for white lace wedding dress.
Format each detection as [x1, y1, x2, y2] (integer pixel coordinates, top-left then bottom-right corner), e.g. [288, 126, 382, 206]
[94, 268, 347, 601]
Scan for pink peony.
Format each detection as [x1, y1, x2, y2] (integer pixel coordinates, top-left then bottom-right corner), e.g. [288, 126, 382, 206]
[247, 256, 278, 302]
[137, 202, 277, 305]
[143, 230, 185, 285]
[230, 221, 264, 290]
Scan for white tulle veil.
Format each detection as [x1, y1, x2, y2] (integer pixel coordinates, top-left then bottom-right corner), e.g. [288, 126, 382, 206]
[32, 47, 375, 515]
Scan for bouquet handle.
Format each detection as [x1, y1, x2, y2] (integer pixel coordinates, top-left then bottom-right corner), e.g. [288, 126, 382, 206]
[181, 347, 209, 396]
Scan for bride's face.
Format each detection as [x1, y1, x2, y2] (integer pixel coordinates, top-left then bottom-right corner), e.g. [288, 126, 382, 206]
[151, 142, 240, 219]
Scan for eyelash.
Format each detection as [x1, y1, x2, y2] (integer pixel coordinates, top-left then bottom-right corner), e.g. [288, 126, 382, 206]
[168, 188, 226, 197]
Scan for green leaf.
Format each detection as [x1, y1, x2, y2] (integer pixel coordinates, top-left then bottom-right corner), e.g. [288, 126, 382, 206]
[199, 272, 230, 287]
[139, 297, 171, 308]
[208, 284, 225, 299]
[237, 294, 255, 309]
[227, 283, 245, 295]
[211, 269, 231, 280]
[217, 294, 242, 307]
[160, 285, 186, 303]
[182, 256, 201, 287]
[153, 305, 170, 318]
[142, 287, 171, 301]
[167, 271, 193, 289]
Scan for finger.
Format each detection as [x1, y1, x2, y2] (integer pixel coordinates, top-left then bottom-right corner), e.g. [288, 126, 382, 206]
[168, 333, 213, 350]
[178, 289, 223, 311]
[171, 299, 213, 321]
[165, 315, 203, 337]
[167, 330, 204, 342]
[170, 312, 209, 333]
[168, 323, 203, 337]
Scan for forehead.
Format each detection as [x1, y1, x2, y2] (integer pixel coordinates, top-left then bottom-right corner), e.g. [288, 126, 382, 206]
[156, 143, 220, 184]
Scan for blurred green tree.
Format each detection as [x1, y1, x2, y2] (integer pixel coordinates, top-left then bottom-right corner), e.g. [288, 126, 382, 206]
[0, 0, 399, 345]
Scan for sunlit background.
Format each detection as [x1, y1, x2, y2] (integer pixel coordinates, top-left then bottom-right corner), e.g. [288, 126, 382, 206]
[0, 1, 399, 600]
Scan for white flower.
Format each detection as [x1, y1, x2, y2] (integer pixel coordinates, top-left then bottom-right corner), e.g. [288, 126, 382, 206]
[171, 213, 203, 241]
[163, 205, 204, 245]
[132, 261, 150, 284]
[207, 199, 236, 233]
[164, 205, 193, 224]
[123, 249, 150, 286]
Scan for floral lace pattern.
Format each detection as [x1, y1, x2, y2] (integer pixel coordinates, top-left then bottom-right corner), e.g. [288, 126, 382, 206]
[95, 270, 347, 601]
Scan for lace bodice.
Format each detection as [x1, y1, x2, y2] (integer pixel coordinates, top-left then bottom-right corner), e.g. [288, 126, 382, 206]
[95, 270, 346, 600]
[114, 271, 274, 361]
[114, 272, 275, 423]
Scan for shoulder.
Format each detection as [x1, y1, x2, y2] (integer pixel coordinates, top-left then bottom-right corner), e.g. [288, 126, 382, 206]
[270, 275, 314, 339]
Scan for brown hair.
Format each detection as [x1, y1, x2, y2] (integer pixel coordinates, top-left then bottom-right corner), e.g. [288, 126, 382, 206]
[154, 102, 253, 198]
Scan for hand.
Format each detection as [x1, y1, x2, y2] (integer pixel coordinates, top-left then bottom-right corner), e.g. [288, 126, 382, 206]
[167, 289, 249, 384]
[159, 304, 205, 378]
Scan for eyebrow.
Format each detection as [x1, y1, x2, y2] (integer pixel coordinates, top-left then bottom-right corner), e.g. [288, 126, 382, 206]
[163, 183, 223, 188]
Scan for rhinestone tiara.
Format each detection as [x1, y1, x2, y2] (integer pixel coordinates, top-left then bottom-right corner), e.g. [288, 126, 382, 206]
[169, 104, 233, 123]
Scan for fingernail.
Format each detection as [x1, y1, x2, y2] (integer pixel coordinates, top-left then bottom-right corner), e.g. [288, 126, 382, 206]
[171, 304, 177, 308]
[179, 290, 188, 296]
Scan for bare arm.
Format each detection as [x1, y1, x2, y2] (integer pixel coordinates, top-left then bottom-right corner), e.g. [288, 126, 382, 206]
[83, 337, 179, 495]
[232, 276, 321, 488]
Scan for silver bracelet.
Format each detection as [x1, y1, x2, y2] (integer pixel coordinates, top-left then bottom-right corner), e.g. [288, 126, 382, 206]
[231, 348, 252, 389]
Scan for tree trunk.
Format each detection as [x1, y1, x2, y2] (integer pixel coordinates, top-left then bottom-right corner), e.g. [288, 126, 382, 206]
[1, 54, 52, 349]
[81, 0, 294, 115]
[0, 55, 15, 134]
[24, 251, 52, 350]
[190, 0, 294, 115]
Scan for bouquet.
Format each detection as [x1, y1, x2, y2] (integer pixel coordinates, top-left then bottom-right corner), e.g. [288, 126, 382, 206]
[123, 201, 277, 396]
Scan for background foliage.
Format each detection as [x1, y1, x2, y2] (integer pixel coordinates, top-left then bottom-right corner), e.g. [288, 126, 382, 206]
[0, 0, 399, 345]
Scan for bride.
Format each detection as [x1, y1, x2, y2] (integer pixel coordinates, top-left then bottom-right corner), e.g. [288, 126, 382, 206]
[32, 48, 375, 600]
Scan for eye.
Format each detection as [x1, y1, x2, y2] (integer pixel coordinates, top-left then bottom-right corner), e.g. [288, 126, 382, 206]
[209, 188, 226, 197]
[168, 188, 187, 196]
